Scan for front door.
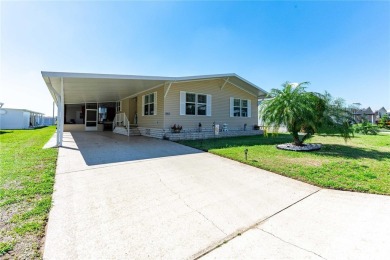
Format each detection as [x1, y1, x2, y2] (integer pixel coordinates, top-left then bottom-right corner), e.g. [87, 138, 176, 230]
[85, 103, 98, 131]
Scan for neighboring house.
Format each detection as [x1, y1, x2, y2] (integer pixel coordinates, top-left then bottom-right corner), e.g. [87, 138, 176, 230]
[353, 107, 375, 124]
[376, 107, 388, 119]
[0, 108, 44, 130]
[43, 116, 56, 126]
[42, 71, 268, 146]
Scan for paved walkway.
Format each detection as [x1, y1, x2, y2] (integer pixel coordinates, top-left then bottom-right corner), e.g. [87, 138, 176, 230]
[44, 132, 390, 259]
[43, 132, 57, 149]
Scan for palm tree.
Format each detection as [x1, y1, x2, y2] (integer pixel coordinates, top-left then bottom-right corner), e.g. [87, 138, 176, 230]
[259, 82, 353, 146]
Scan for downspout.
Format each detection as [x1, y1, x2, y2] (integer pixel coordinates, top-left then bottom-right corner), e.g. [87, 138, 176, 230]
[164, 81, 173, 130]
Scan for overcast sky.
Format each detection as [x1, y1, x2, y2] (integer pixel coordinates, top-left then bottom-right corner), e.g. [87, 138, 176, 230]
[1, 1, 389, 115]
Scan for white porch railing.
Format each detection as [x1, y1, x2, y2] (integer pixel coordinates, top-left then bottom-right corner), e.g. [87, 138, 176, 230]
[112, 112, 130, 136]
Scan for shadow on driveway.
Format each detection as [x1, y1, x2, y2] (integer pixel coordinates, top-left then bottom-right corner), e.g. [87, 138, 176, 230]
[70, 131, 203, 166]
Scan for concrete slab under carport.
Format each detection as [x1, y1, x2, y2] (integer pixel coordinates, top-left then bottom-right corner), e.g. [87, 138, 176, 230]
[44, 131, 320, 259]
[55, 131, 204, 173]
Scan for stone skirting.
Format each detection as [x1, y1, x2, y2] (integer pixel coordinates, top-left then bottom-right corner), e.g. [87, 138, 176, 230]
[137, 127, 166, 139]
[136, 127, 263, 140]
[164, 129, 263, 141]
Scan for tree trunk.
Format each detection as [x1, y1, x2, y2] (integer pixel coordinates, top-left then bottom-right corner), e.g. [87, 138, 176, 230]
[301, 133, 310, 144]
[292, 131, 302, 146]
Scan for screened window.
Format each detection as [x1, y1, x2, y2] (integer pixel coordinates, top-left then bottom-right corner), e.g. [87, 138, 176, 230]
[86, 103, 97, 109]
[98, 102, 116, 123]
[143, 93, 155, 116]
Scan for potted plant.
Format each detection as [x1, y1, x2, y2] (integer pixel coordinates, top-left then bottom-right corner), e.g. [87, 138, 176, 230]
[171, 124, 183, 133]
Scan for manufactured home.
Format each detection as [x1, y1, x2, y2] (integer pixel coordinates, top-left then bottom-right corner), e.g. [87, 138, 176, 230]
[42, 72, 267, 146]
[0, 108, 44, 130]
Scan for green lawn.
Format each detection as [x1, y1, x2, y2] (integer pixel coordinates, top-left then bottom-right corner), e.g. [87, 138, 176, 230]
[0, 127, 58, 258]
[179, 133, 390, 195]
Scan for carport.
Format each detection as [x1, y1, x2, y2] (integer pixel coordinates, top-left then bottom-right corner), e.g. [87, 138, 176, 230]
[42, 71, 171, 146]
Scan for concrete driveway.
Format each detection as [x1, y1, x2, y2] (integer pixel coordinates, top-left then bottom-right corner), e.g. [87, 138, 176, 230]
[44, 132, 390, 259]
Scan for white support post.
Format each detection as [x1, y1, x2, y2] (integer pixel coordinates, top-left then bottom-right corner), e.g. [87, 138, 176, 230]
[57, 77, 64, 147]
[56, 93, 61, 146]
[61, 77, 64, 146]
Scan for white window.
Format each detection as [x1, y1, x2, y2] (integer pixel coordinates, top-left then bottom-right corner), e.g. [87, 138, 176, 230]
[241, 100, 248, 117]
[180, 91, 211, 116]
[142, 92, 157, 116]
[197, 94, 207, 116]
[230, 97, 251, 117]
[233, 99, 240, 117]
[186, 93, 196, 115]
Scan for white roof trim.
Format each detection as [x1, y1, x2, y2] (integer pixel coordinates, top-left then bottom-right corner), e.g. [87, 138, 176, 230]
[0, 108, 44, 114]
[41, 71, 237, 82]
[41, 71, 267, 94]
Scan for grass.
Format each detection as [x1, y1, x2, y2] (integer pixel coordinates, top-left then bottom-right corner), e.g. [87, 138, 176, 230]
[179, 133, 390, 195]
[0, 127, 58, 258]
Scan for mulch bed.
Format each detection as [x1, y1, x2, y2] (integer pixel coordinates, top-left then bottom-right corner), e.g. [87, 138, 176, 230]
[276, 143, 322, 152]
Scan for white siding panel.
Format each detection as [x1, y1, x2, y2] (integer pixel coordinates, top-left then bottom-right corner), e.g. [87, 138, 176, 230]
[230, 97, 234, 117]
[247, 99, 252, 118]
[180, 91, 186, 115]
[23, 112, 30, 129]
[0, 110, 29, 129]
[141, 95, 145, 116]
[206, 94, 212, 116]
[154, 91, 157, 115]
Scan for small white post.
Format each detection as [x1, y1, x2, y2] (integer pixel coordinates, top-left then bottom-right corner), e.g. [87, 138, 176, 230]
[57, 77, 64, 147]
[61, 77, 64, 146]
[56, 94, 61, 146]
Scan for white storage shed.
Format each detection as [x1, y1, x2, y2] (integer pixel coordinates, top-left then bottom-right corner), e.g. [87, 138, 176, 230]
[0, 108, 44, 130]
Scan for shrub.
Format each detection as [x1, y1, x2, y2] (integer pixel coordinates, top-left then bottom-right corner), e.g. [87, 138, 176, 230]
[354, 121, 379, 135]
[378, 114, 390, 129]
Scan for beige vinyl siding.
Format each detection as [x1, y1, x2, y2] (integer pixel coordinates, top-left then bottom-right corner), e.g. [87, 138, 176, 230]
[164, 79, 258, 130]
[128, 97, 137, 124]
[120, 97, 138, 124]
[121, 98, 130, 118]
[137, 86, 164, 128]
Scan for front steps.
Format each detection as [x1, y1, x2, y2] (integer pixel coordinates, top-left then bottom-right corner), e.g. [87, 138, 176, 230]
[113, 126, 141, 136]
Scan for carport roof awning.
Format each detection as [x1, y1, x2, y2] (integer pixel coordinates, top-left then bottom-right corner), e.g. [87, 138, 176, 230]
[42, 71, 268, 105]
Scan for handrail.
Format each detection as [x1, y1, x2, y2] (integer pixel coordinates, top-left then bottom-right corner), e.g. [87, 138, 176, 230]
[113, 112, 130, 136]
[112, 114, 117, 130]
